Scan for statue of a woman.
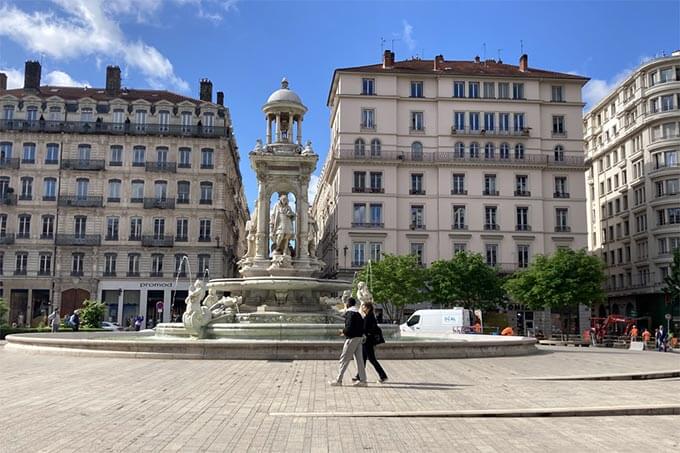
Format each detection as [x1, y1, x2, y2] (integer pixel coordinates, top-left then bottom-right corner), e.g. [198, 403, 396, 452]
[270, 193, 295, 255]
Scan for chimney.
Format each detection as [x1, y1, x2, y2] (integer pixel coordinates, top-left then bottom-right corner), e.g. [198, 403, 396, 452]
[106, 65, 121, 94]
[382, 50, 395, 69]
[200, 79, 213, 102]
[434, 54, 444, 71]
[216, 91, 224, 106]
[519, 54, 528, 72]
[474, 55, 481, 63]
[0, 73, 7, 91]
[24, 60, 41, 90]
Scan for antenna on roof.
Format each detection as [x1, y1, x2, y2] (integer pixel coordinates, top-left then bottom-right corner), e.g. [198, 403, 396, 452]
[483, 43, 486, 60]
[520, 40, 524, 55]
[380, 37, 386, 56]
[391, 38, 400, 51]
[497, 48, 503, 62]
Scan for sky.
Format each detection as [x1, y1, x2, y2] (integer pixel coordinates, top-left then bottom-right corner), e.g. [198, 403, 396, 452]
[0, 0, 678, 207]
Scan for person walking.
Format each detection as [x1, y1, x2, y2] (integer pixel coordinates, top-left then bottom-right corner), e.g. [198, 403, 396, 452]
[47, 309, 60, 333]
[69, 311, 81, 332]
[656, 325, 667, 352]
[352, 301, 388, 384]
[329, 297, 367, 387]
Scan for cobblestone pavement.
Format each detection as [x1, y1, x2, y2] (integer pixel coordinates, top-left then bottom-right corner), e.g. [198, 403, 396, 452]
[0, 345, 678, 452]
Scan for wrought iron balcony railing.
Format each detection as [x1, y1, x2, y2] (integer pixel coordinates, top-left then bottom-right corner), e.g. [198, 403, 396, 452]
[141, 235, 175, 247]
[58, 195, 104, 208]
[55, 234, 102, 246]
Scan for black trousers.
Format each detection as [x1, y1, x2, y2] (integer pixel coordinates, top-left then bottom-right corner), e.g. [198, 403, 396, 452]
[356, 342, 387, 380]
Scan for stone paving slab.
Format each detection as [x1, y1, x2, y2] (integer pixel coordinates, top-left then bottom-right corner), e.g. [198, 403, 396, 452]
[0, 345, 679, 452]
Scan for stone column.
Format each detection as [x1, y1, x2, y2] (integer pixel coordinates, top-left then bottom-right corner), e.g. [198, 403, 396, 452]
[117, 289, 124, 325]
[266, 115, 271, 144]
[275, 113, 281, 142]
[255, 184, 269, 259]
[297, 180, 309, 260]
[288, 114, 294, 143]
[297, 117, 302, 145]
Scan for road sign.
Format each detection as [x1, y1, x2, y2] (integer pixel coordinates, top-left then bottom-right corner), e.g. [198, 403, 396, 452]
[665, 313, 672, 320]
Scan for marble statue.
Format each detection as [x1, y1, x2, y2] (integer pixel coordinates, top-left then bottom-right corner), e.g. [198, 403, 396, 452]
[209, 295, 243, 322]
[182, 279, 211, 337]
[245, 201, 258, 258]
[307, 208, 318, 256]
[357, 282, 374, 305]
[270, 193, 295, 256]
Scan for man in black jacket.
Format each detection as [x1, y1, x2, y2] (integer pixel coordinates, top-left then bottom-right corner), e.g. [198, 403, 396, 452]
[329, 297, 367, 386]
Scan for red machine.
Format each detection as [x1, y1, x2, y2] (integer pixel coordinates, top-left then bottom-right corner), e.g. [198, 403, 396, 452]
[590, 315, 638, 343]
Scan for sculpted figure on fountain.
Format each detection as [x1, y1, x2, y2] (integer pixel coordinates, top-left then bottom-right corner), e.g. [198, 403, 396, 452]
[270, 193, 295, 256]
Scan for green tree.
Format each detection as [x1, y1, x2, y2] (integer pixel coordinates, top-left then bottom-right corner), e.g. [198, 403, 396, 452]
[663, 248, 680, 310]
[504, 248, 605, 310]
[427, 252, 504, 309]
[80, 299, 106, 328]
[0, 298, 8, 326]
[356, 254, 427, 322]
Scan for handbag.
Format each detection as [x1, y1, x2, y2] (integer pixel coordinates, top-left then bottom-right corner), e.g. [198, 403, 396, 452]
[373, 326, 385, 345]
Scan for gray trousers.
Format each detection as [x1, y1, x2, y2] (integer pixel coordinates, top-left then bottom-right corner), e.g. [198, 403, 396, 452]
[335, 337, 367, 383]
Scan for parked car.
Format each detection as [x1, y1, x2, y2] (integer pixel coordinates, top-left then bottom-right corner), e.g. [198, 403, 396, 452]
[101, 321, 123, 331]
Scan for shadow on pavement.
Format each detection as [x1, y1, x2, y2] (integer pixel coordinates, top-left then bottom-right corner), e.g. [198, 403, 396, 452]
[379, 382, 469, 390]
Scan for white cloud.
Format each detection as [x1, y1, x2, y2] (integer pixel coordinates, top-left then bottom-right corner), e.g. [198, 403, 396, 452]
[402, 20, 415, 51]
[44, 70, 89, 87]
[0, 68, 24, 89]
[0, 0, 188, 92]
[583, 56, 653, 110]
[308, 174, 320, 203]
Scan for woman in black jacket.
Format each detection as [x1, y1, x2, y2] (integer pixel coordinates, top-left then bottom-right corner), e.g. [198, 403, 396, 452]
[353, 301, 388, 383]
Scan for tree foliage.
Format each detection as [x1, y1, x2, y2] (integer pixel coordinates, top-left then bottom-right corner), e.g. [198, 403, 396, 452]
[356, 254, 427, 322]
[427, 252, 504, 309]
[80, 299, 106, 328]
[0, 298, 8, 326]
[504, 248, 605, 310]
[663, 248, 680, 305]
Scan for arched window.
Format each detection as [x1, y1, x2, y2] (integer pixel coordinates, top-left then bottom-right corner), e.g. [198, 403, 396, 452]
[454, 142, 465, 158]
[370, 139, 381, 157]
[411, 141, 423, 161]
[514, 143, 525, 160]
[469, 142, 479, 158]
[354, 138, 366, 156]
[554, 145, 564, 162]
[484, 143, 495, 159]
[500, 143, 510, 159]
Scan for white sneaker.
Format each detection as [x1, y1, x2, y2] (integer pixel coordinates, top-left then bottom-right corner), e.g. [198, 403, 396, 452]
[352, 381, 368, 387]
[329, 380, 342, 387]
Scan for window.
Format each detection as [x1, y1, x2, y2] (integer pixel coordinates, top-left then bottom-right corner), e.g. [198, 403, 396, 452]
[669, 207, 680, 224]
[80, 107, 93, 123]
[111, 109, 124, 130]
[410, 243, 424, 265]
[452, 174, 465, 194]
[75, 178, 89, 200]
[370, 139, 381, 156]
[71, 253, 84, 276]
[46, 143, 59, 164]
[354, 138, 366, 156]
[410, 173, 424, 194]
[26, 106, 38, 122]
[500, 143, 510, 159]
[453, 81, 465, 98]
[484, 112, 494, 131]
[74, 216, 87, 237]
[174, 254, 188, 277]
[22, 143, 36, 163]
[43, 178, 56, 200]
[554, 177, 568, 197]
[18, 214, 31, 238]
[135, 110, 147, 131]
[41, 215, 54, 239]
[661, 95, 674, 112]
[554, 145, 565, 162]
[370, 172, 383, 192]
[3, 105, 14, 120]
[361, 109, 375, 129]
[133, 146, 145, 166]
[483, 82, 495, 99]
[660, 67, 673, 83]
[128, 253, 140, 276]
[518, 245, 529, 268]
[411, 142, 423, 160]
[154, 181, 167, 200]
[483, 174, 497, 195]
[485, 244, 498, 266]
[156, 146, 168, 164]
[515, 175, 529, 195]
[106, 217, 119, 241]
[197, 254, 210, 276]
[453, 243, 466, 254]
[109, 145, 122, 165]
[179, 147, 191, 168]
[516, 207, 529, 231]
[512, 83, 524, 99]
[454, 142, 465, 158]
[468, 82, 479, 98]
[201, 148, 214, 169]
[20, 177, 33, 200]
[513, 113, 525, 131]
[15, 252, 28, 275]
[499, 113, 510, 131]
[453, 205, 466, 229]
[177, 181, 190, 203]
[158, 110, 170, 132]
[551, 85, 564, 102]
[362, 78, 375, 95]
[484, 143, 495, 159]
[199, 219, 211, 241]
[369, 242, 382, 262]
[39, 253, 52, 275]
[552, 116, 565, 135]
[202, 112, 214, 132]
[469, 142, 479, 158]
[353, 172, 366, 192]
[369, 204, 382, 225]
[514, 144, 524, 159]
[77, 144, 91, 161]
[153, 218, 165, 239]
[410, 81, 424, 98]
[555, 208, 569, 231]
[200, 182, 213, 204]
[176, 219, 189, 241]
[181, 111, 192, 132]
[104, 254, 117, 276]
[410, 111, 424, 131]
[353, 203, 366, 225]
[151, 254, 163, 276]
[469, 112, 479, 131]
[484, 206, 497, 230]
[131, 180, 144, 202]
[129, 217, 142, 240]
[498, 83, 509, 99]
[352, 243, 365, 267]
[410, 205, 424, 229]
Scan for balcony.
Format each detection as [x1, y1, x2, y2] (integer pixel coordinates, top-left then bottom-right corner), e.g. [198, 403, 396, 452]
[351, 222, 384, 228]
[58, 195, 104, 208]
[0, 158, 20, 169]
[483, 190, 499, 196]
[451, 224, 468, 230]
[141, 235, 175, 247]
[409, 224, 426, 230]
[514, 190, 531, 197]
[14, 269, 27, 276]
[450, 189, 468, 195]
[143, 198, 175, 209]
[0, 234, 15, 245]
[648, 162, 680, 177]
[150, 272, 164, 278]
[484, 223, 500, 230]
[0, 193, 17, 205]
[127, 271, 141, 277]
[145, 161, 177, 173]
[352, 187, 367, 193]
[515, 224, 532, 231]
[0, 119, 229, 138]
[60, 159, 106, 171]
[55, 234, 102, 246]
[554, 192, 571, 198]
[176, 196, 190, 205]
[450, 126, 530, 137]
[551, 130, 568, 138]
[554, 226, 572, 233]
[409, 189, 426, 195]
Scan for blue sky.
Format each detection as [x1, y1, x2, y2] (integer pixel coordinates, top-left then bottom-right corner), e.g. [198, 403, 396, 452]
[0, 0, 677, 206]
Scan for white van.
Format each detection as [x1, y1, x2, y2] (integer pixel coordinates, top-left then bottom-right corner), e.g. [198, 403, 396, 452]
[400, 308, 477, 335]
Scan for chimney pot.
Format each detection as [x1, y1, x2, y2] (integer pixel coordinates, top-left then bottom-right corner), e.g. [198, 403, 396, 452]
[106, 65, 121, 94]
[216, 91, 224, 106]
[382, 50, 395, 69]
[474, 55, 481, 63]
[200, 78, 213, 102]
[434, 54, 444, 70]
[24, 60, 41, 90]
[0, 73, 7, 91]
[519, 54, 528, 72]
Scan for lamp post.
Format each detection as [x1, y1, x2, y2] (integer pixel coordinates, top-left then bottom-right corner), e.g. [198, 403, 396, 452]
[343, 245, 348, 269]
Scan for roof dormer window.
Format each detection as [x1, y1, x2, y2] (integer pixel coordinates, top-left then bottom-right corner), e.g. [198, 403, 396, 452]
[3, 105, 14, 121]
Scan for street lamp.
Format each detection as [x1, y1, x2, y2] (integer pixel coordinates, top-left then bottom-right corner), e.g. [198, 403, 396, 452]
[343, 245, 348, 269]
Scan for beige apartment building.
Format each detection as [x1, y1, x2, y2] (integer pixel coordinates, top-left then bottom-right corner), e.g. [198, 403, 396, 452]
[584, 51, 680, 329]
[313, 51, 590, 330]
[0, 61, 248, 327]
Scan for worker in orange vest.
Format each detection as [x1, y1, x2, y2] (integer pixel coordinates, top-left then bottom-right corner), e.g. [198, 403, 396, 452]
[630, 325, 639, 341]
[501, 326, 514, 336]
[642, 328, 651, 349]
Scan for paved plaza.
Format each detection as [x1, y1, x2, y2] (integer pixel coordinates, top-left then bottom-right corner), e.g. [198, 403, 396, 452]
[0, 344, 679, 452]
